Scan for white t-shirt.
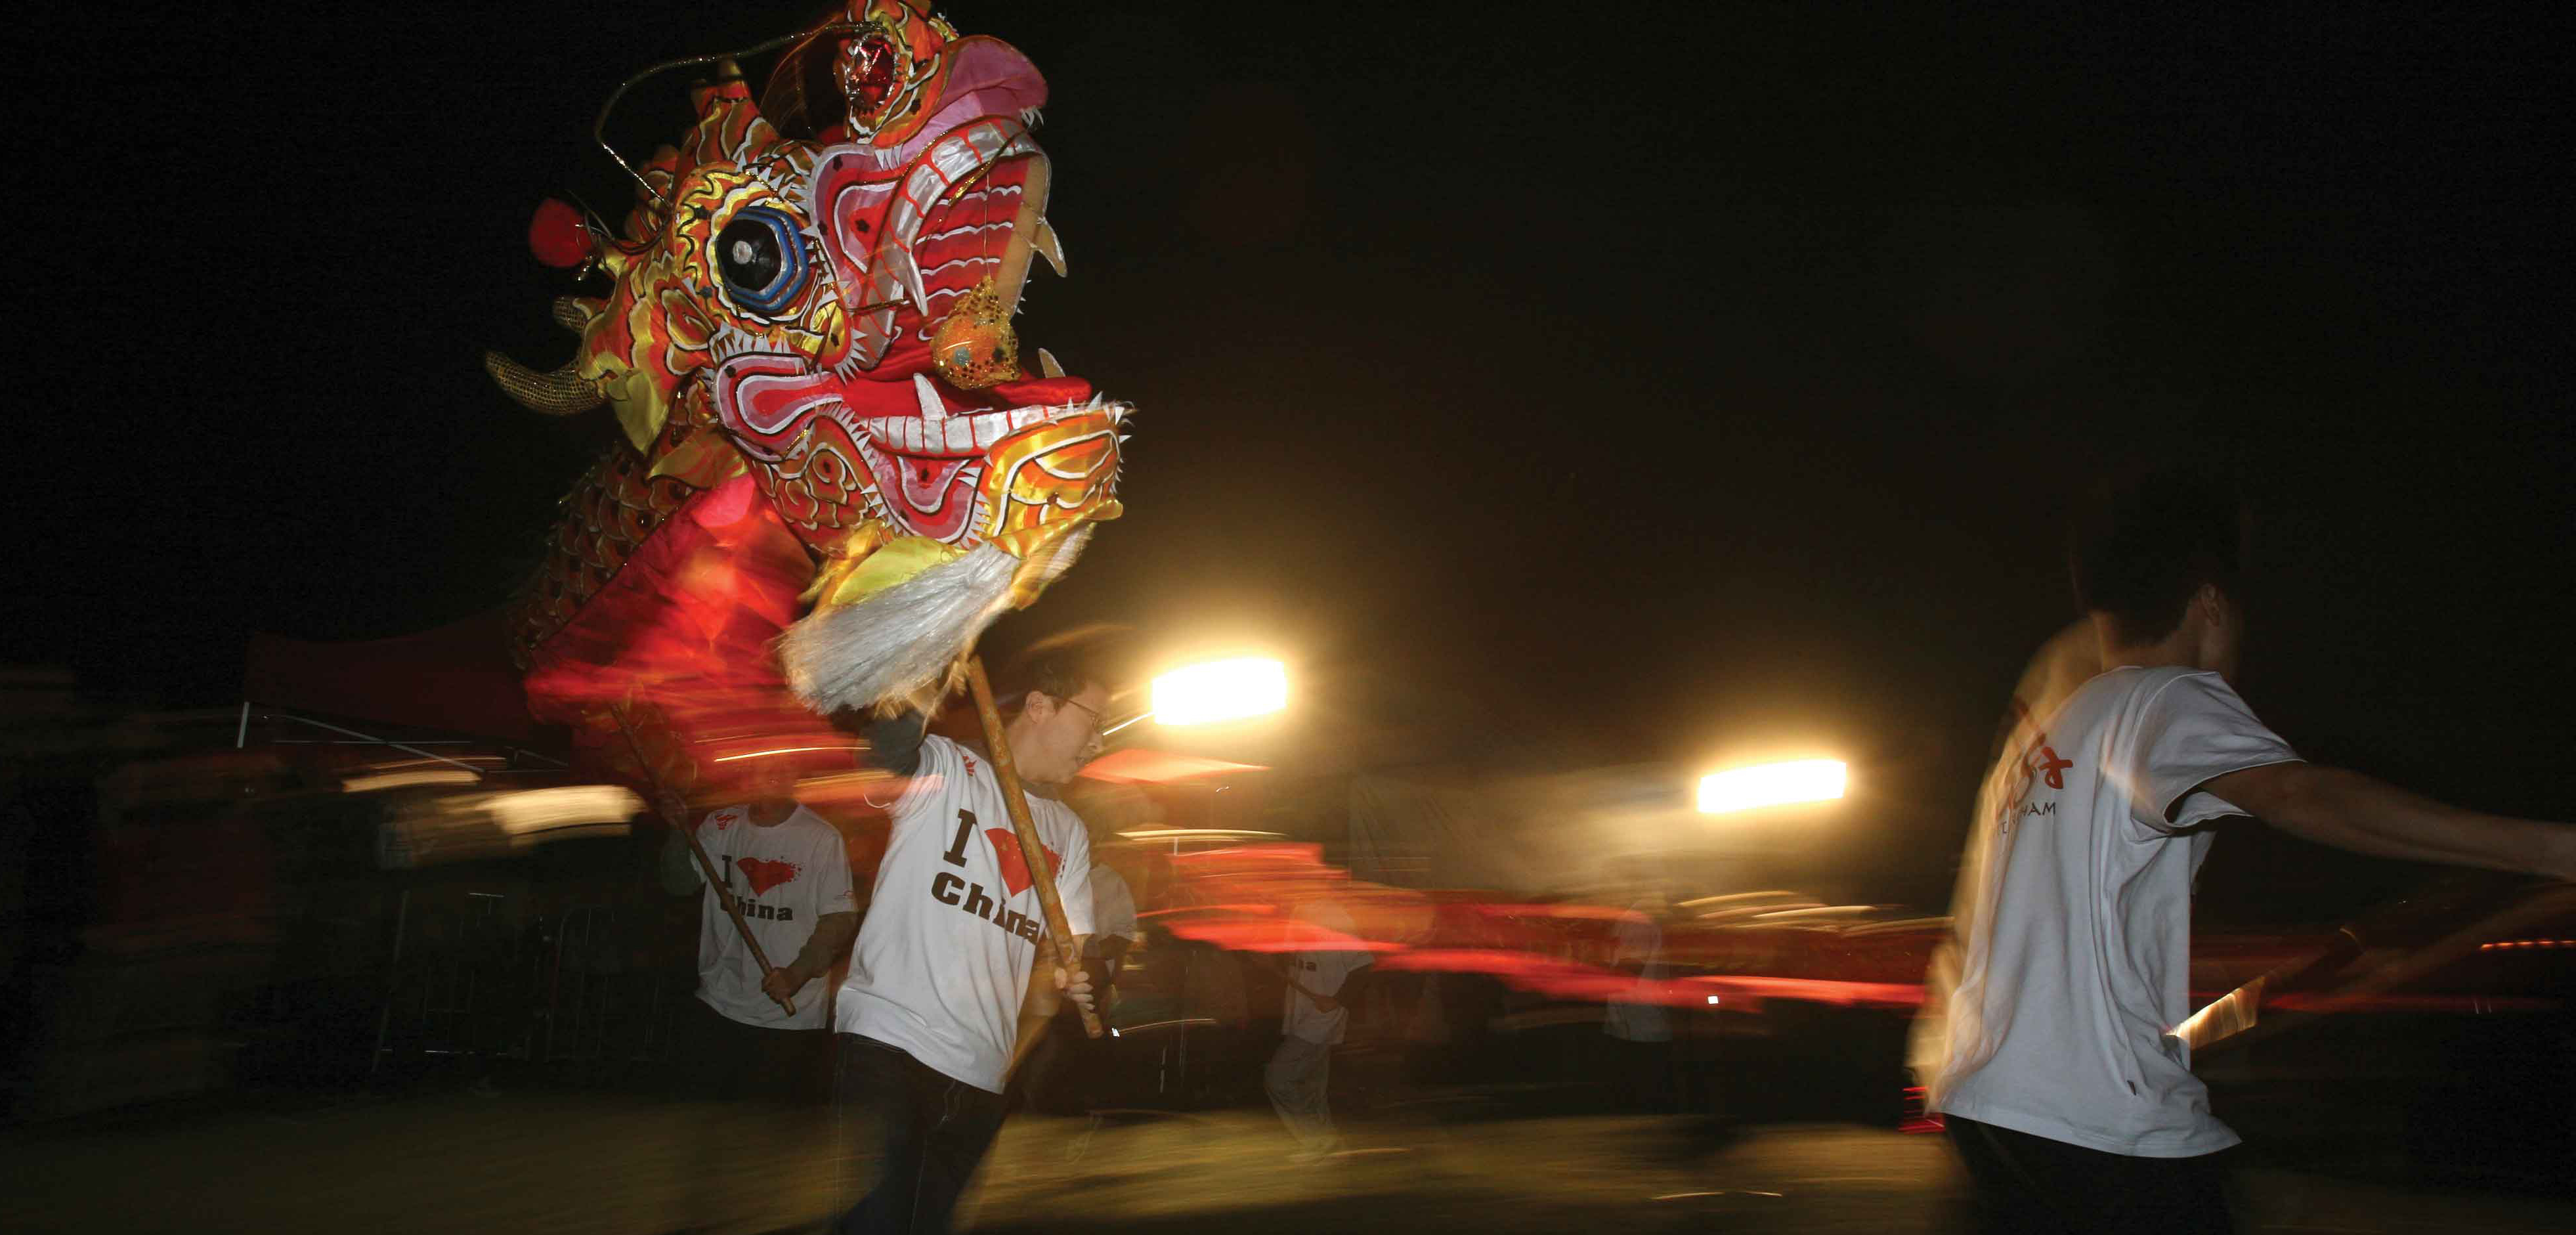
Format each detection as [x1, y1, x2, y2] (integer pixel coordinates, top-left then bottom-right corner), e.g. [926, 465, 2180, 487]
[1921, 666, 2300, 1157]
[1283, 899, 1373, 1045]
[836, 735, 1094, 1093]
[686, 803, 855, 1030]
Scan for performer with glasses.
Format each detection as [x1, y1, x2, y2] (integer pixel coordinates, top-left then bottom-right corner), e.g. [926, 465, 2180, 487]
[830, 647, 1106, 1234]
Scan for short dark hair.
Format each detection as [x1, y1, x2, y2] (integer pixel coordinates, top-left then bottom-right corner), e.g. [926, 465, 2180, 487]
[993, 624, 1128, 716]
[1003, 655, 1105, 716]
[2068, 467, 2247, 646]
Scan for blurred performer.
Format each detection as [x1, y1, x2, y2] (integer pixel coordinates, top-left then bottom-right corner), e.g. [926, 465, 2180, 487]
[1010, 827, 1144, 1114]
[831, 653, 1103, 1234]
[1602, 896, 1676, 1112]
[1268, 896, 1374, 1161]
[1084, 859, 1143, 1005]
[656, 760, 857, 1229]
[1914, 467, 2576, 1234]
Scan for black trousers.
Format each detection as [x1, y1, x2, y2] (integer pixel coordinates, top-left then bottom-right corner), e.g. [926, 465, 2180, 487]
[832, 1034, 1008, 1234]
[1946, 1115, 2234, 1235]
[1605, 1036, 1677, 1114]
[668, 998, 831, 1229]
[671, 995, 831, 1105]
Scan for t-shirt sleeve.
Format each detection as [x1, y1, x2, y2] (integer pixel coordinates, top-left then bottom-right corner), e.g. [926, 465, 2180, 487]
[2126, 672, 2302, 836]
[1612, 916, 1659, 966]
[812, 819, 857, 915]
[1096, 871, 1142, 942]
[1318, 947, 1371, 992]
[1318, 905, 1371, 984]
[872, 733, 955, 817]
[1056, 818, 1095, 940]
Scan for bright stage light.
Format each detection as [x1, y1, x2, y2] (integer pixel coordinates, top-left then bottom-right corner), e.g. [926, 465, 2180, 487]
[1150, 657, 1287, 727]
[1697, 758, 1848, 815]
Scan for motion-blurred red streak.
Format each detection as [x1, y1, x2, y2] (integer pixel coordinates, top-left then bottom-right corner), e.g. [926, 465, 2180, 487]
[1143, 844, 2565, 1020]
[1153, 912, 1402, 953]
[2258, 993, 2554, 1014]
[1683, 974, 1927, 1009]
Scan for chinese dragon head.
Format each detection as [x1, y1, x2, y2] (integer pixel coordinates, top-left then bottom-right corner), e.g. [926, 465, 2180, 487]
[486, 1, 1126, 779]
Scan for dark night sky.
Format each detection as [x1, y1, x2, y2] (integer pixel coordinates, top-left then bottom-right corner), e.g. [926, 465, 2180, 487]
[21, 3, 2570, 912]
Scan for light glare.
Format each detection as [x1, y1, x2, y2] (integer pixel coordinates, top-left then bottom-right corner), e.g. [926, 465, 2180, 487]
[342, 768, 482, 792]
[481, 785, 645, 834]
[1151, 658, 1287, 726]
[1698, 759, 1848, 814]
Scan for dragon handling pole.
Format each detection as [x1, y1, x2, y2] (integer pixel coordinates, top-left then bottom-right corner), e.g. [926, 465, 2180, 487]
[964, 656, 1104, 1039]
[612, 705, 796, 1016]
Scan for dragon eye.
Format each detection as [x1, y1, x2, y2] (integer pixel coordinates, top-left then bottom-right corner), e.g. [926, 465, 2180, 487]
[714, 207, 809, 316]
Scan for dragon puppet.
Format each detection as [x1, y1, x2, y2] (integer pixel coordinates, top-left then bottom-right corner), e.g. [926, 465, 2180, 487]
[484, 1, 1126, 804]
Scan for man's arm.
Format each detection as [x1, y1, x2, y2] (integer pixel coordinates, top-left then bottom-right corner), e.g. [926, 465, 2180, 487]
[862, 711, 928, 775]
[1278, 958, 1322, 1004]
[759, 911, 860, 1006]
[2202, 764, 2575, 880]
[658, 817, 710, 898]
[1278, 955, 1363, 1014]
[856, 711, 930, 812]
[1088, 935, 1132, 985]
[1328, 963, 1370, 1014]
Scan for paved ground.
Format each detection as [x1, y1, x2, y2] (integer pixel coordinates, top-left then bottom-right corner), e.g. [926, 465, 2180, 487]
[10, 1088, 2570, 1234]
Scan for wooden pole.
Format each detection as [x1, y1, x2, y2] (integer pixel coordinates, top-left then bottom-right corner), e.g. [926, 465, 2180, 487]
[962, 657, 1104, 1039]
[612, 705, 795, 1016]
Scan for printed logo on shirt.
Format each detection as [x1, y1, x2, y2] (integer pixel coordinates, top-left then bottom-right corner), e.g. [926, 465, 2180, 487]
[1996, 732, 2072, 834]
[983, 829, 1061, 896]
[929, 871, 1046, 943]
[713, 856, 805, 922]
[922, 806, 1050, 946]
[2032, 745, 2072, 789]
[735, 856, 802, 895]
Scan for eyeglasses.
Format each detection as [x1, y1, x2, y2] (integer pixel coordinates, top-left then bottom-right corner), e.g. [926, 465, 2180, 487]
[1054, 695, 1104, 743]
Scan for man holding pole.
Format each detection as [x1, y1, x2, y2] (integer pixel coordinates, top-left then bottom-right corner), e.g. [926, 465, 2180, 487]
[830, 651, 1104, 1234]
[656, 757, 857, 1230]
[658, 757, 859, 1077]
[1268, 895, 1372, 1161]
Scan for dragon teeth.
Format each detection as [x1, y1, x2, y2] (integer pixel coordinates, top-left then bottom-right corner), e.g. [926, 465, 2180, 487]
[1032, 219, 1067, 277]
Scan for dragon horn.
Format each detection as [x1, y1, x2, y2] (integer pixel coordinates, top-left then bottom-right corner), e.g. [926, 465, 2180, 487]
[551, 297, 605, 335]
[483, 351, 607, 415]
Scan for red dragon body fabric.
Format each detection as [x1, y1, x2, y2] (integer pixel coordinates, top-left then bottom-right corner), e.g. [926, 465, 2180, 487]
[485, 2, 1126, 804]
